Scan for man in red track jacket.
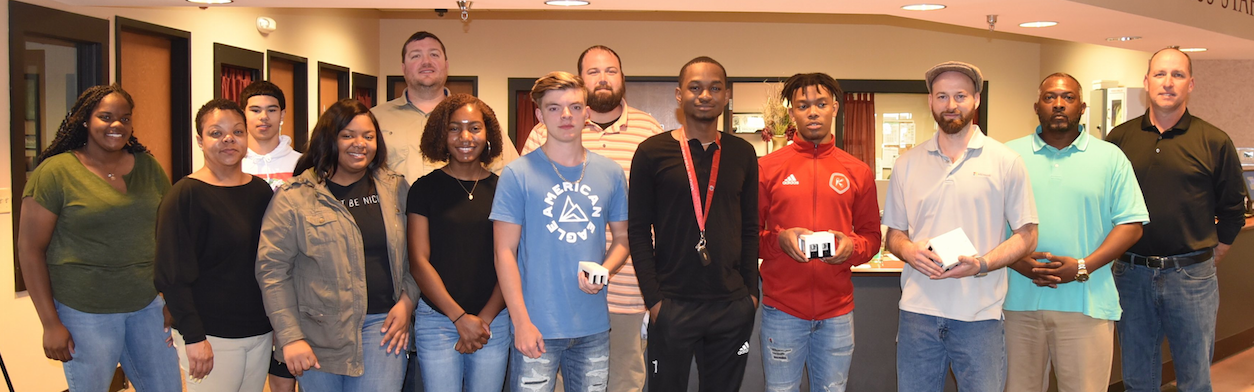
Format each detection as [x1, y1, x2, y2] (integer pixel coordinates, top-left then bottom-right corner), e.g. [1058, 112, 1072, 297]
[756, 72, 882, 391]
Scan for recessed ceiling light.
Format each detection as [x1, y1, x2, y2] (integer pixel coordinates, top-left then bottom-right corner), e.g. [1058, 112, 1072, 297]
[1106, 36, 1142, 42]
[545, 0, 590, 5]
[185, 0, 232, 4]
[901, 4, 946, 11]
[1018, 21, 1057, 28]
[1179, 47, 1208, 52]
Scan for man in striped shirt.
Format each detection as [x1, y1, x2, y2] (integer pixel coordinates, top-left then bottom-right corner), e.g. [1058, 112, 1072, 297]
[521, 45, 664, 392]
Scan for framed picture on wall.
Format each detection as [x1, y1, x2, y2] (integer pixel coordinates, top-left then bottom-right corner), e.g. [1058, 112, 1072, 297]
[732, 113, 765, 134]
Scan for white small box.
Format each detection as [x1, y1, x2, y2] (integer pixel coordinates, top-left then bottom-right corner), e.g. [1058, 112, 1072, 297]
[798, 232, 837, 260]
[927, 227, 979, 271]
[579, 261, 608, 286]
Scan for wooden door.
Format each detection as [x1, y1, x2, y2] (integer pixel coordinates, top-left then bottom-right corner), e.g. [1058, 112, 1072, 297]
[119, 29, 173, 177]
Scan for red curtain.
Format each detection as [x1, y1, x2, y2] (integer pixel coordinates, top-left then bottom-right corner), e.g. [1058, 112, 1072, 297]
[843, 93, 876, 166]
[515, 91, 538, 154]
[221, 65, 254, 101]
[354, 87, 374, 108]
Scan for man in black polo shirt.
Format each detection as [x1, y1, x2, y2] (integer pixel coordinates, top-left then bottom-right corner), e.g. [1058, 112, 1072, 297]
[629, 56, 759, 391]
[1105, 47, 1247, 392]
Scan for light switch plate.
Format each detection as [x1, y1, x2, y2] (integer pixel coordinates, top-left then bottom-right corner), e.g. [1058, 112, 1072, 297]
[0, 188, 11, 214]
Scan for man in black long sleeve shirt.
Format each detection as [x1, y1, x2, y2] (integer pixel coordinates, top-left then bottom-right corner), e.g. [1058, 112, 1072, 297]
[1104, 47, 1247, 392]
[629, 56, 759, 391]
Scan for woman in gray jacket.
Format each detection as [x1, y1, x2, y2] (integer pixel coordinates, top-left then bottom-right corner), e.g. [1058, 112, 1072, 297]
[256, 99, 418, 392]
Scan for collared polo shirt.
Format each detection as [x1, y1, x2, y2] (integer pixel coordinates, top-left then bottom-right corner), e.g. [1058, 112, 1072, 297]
[522, 102, 665, 313]
[1005, 127, 1148, 321]
[1105, 110, 1246, 256]
[371, 89, 518, 181]
[884, 126, 1038, 322]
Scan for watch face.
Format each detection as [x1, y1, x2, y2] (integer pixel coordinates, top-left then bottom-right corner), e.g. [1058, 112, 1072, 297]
[1076, 271, 1089, 282]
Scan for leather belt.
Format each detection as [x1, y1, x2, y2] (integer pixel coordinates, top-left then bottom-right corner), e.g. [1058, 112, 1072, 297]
[1119, 249, 1214, 269]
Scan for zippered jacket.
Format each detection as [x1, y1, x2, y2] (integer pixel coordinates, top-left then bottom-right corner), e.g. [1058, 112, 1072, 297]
[256, 168, 419, 376]
[757, 132, 881, 320]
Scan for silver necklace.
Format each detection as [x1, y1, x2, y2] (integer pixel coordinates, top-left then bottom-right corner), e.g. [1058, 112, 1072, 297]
[548, 149, 588, 184]
[76, 151, 120, 181]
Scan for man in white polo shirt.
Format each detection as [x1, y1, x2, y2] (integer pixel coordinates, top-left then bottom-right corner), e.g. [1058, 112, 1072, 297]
[883, 61, 1038, 392]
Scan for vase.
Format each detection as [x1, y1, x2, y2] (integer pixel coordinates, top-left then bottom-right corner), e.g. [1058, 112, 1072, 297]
[771, 135, 788, 152]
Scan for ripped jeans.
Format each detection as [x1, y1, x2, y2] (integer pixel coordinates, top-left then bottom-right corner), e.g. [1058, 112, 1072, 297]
[509, 330, 609, 392]
[760, 305, 854, 392]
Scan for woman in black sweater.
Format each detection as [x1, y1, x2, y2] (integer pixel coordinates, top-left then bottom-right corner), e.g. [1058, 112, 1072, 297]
[155, 99, 275, 391]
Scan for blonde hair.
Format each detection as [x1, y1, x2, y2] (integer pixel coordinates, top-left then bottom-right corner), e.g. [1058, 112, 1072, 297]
[530, 71, 586, 105]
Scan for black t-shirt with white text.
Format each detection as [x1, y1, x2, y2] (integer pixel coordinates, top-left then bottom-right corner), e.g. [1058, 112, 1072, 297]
[328, 176, 396, 314]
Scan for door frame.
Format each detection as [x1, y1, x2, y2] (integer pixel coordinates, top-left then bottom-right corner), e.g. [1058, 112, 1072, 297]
[267, 50, 309, 152]
[8, 1, 109, 292]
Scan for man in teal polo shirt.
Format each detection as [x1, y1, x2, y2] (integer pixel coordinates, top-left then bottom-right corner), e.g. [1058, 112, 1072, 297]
[1003, 73, 1148, 391]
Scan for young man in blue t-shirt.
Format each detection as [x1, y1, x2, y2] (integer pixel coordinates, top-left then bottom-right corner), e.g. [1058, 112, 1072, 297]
[490, 71, 630, 392]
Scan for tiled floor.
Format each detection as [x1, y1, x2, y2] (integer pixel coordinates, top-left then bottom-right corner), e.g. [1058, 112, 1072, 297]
[1160, 346, 1254, 392]
[124, 348, 1254, 392]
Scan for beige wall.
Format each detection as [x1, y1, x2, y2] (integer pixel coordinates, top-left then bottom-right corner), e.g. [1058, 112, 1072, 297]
[1191, 59, 1254, 147]
[1038, 39, 1152, 134]
[1037, 41, 1252, 147]
[0, 2, 379, 390]
[378, 12, 1047, 144]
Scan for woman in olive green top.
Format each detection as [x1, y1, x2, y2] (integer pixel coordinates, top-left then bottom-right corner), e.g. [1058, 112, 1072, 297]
[17, 84, 180, 391]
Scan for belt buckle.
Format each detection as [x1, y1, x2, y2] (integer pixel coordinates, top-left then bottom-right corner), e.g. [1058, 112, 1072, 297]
[1147, 256, 1166, 269]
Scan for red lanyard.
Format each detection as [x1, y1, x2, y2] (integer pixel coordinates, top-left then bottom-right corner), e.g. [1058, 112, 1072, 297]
[678, 128, 721, 237]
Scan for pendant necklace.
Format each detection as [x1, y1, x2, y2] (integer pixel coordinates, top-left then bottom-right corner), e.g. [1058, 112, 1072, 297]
[548, 148, 588, 185]
[77, 151, 120, 181]
[448, 167, 484, 201]
[455, 176, 479, 200]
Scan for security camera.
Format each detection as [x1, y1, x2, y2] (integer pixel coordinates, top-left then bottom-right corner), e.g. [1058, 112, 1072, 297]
[436, 9, 448, 17]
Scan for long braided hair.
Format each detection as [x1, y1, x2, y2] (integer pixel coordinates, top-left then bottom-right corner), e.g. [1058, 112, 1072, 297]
[37, 84, 149, 164]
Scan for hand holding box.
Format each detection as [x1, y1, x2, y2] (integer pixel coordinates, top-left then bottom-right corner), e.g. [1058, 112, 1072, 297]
[926, 228, 979, 271]
[579, 261, 608, 286]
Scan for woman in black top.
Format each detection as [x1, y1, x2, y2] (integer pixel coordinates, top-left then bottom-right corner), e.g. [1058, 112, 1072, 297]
[155, 99, 275, 390]
[408, 94, 509, 391]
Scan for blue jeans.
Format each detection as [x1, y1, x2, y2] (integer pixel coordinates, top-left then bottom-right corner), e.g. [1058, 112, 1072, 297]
[1114, 258, 1218, 392]
[297, 313, 408, 392]
[508, 330, 609, 392]
[414, 300, 511, 392]
[56, 296, 181, 392]
[896, 310, 1006, 392]
[760, 305, 854, 392]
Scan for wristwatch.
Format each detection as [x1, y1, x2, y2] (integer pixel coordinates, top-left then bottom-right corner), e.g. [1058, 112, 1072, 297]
[975, 256, 989, 278]
[1075, 258, 1090, 282]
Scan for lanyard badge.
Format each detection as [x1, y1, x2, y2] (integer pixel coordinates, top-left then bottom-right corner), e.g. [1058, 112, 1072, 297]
[678, 129, 721, 266]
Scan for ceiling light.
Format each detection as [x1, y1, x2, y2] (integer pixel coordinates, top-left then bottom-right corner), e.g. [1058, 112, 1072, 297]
[1106, 36, 1142, 42]
[1018, 21, 1057, 28]
[545, 0, 589, 5]
[186, 0, 232, 4]
[901, 4, 946, 11]
[1179, 47, 1208, 52]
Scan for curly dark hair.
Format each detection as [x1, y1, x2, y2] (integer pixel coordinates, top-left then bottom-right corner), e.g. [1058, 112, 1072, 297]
[37, 83, 149, 163]
[293, 99, 388, 182]
[419, 93, 504, 164]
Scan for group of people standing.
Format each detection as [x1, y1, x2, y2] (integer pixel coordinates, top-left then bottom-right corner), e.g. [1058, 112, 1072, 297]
[17, 27, 1239, 392]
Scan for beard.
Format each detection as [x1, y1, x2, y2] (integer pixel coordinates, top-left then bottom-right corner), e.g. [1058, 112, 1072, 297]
[933, 109, 974, 135]
[587, 86, 625, 113]
[1039, 113, 1080, 133]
